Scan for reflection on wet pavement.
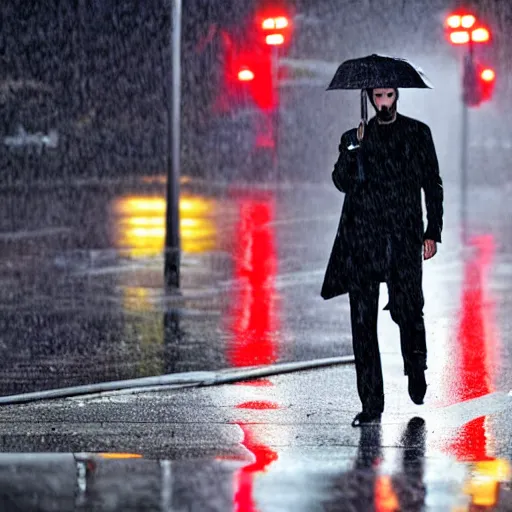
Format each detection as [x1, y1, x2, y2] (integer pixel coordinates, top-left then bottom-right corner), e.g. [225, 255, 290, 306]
[0, 182, 296, 394]
[111, 194, 220, 257]
[0, 179, 512, 399]
[0, 179, 511, 509]
[226, 192, 281, 510]
[319, 419, 426, 511]
[227, 192, 279, 367]
[0, 421, 509, 511]
[436, 235, 511, 510]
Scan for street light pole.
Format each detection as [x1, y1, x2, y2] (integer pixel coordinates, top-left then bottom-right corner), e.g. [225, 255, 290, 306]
[164, 0, 182, 290]
[445, 12, 494, 246]
[460, 42, 474, 246]
[460, 85, 469, 246]
[272, 45, 280, 181]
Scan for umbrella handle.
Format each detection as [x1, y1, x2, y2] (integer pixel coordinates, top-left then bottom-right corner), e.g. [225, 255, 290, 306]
[358, 90, 368, 142]
[357, 121, 365, 142]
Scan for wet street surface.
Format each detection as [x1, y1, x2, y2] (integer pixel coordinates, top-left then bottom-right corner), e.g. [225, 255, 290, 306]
[0, 177, 511, 394]
[3, 0, 512, 508]
[0, 364, 510, 511]
[0, 177, 511, 510]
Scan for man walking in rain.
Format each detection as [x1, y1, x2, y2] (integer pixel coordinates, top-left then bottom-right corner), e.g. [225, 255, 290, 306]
[321, 86, 444, 426]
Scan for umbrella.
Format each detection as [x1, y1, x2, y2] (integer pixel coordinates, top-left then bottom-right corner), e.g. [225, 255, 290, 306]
[327, 54, 433, 144]
[327, 54, 433, 91]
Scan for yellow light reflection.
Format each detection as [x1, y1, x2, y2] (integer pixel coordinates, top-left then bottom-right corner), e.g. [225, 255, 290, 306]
[139, 175, 192, 185]
[122, 285, 153, 313]
[115, 198, 166, 215]
[97, 453, 143, 459]
[111, 195, 219, 257]
[131, 227, 166, 238]
[120, 285, 165, 377]
[374, 475, 399, 511]
[128, 217, 165, 227]
[180, 197, 212, 215]
[463, 459, 511, 508]
[181, 218, 201, 228]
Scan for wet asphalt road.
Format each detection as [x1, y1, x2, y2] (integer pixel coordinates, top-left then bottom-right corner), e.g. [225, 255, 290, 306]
[0, 176, 511, 395]
[0, 176, 511, 510]
[0, 363, 510, 511]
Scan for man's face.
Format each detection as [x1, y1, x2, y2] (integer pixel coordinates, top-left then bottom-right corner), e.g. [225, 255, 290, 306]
[372, 88, 397, 111]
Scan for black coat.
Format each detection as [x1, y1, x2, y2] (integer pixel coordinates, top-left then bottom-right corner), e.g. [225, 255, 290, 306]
[321, 114, 444, 300]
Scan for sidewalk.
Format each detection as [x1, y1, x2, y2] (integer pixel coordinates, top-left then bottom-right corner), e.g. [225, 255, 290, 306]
[0, 364, 510, 511]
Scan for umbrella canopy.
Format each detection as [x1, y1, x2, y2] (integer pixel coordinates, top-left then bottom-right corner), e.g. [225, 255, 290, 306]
[327, 54, 433, 90]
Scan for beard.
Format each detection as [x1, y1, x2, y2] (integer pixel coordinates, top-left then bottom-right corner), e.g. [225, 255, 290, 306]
[376, 104, 396, 122]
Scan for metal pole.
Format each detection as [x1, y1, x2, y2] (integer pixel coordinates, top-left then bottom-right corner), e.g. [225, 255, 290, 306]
[164, 0, 182, 290]
[460, 94, 468, 246]
[461, 41, 474, 246]
[272, 45, 280, 181]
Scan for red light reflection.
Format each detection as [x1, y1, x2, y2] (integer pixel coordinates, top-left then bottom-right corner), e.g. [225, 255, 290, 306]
[442, 235, 498, 462]
[226, 193, 280, 512]
[236, 401, 280, 410]
[228, 196, 279, 368]
[234, 423, 279, 512]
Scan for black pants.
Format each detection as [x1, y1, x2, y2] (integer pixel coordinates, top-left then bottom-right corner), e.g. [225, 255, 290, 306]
[348, 276, 427, 413]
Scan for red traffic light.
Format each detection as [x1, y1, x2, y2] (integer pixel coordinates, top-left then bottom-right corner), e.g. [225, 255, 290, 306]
[238, 68, 255, 82]
[471, 27, 490, 43]
[463, 60, 496, 107]
[479, 67, 496, 103]
[445, 11, 491, 45]
[481, 68, 495, 82]
[448, 26, 491, 45]
[262, 16, 289, 30]
[450, 31, 471, 44]
[446, 13, 476, 30]
[258, 12, 292, 46]
[265, 34, 285, 46]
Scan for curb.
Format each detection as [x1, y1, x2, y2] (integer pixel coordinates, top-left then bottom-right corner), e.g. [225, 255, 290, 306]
[0, 356, 355, 405]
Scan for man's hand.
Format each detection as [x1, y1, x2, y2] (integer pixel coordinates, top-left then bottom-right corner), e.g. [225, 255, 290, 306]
[423, 239, 437, 260]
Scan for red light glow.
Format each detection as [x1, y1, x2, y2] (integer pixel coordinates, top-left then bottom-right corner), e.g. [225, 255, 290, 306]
[238, 68, 255, 82]
[262, 16, 289, 30]
[472, 27, 490, 42]
[481, 68, 495, 82]
[450, 31, 470, 44]
[265, 34, 285, 46]
[446, 13, 476, 29]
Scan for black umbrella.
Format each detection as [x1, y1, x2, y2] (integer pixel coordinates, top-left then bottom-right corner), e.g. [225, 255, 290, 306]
[327, 54, 433, 144]
[327, 55, 433, 179]
[327, 54, 433, 91]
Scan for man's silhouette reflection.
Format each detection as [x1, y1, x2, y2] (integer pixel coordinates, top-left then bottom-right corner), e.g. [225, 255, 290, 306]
[392, 417, 427, 512]
[321, 418, 426, 511]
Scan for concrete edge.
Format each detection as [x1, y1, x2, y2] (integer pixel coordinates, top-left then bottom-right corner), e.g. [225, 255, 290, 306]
[0, 356, 355, 406]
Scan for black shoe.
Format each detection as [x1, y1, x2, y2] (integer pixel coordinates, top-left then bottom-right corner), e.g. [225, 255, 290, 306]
[351, 411, 382, 427]
[408, 369, 427, 405]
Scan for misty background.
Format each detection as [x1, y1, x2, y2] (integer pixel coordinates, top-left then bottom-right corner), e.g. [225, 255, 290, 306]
[1, 0, 511, 188]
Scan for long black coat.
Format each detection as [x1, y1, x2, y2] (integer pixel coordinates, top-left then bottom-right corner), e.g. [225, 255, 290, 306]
[321, 114, 443, 300]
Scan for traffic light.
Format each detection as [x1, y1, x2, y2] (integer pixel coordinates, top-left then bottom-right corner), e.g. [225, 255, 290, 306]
[238, 67, 255, 82]
[231, 50, 275, 109]
[445, 9, 495, 107]
[479, 66, 496, 103]
[463, 58, 496, 107]
[257, 12, 292, 47]
[445, 10, 491, 45]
